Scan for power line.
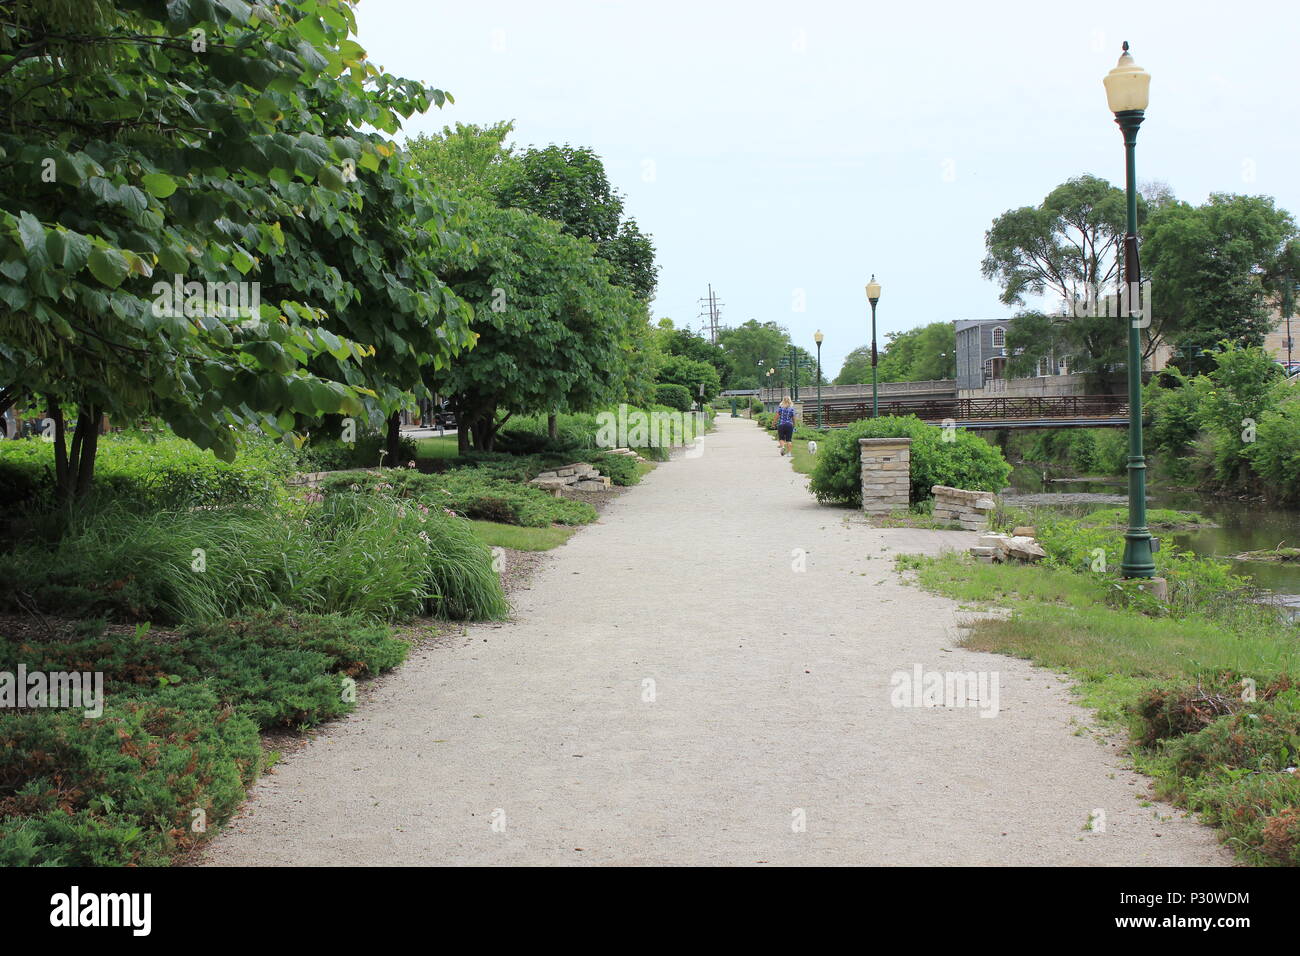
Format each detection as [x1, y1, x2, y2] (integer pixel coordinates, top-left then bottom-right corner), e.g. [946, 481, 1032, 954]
[696, 284, 723, 343]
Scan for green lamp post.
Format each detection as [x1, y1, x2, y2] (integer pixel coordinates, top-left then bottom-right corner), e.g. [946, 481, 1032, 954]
[814, 329, 824, 429]
[865, 276, 881, 417]
[1105, 41, 1156, 579]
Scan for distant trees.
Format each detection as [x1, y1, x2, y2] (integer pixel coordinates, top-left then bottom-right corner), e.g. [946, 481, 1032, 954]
[1143, 194, 1297, 374]
[833, 324, 954, 385]
[982, 175, 1137, 386]
[716, 320, 789, 388]
[407, 126, 654, 451]
[984, 176, 1299, 384]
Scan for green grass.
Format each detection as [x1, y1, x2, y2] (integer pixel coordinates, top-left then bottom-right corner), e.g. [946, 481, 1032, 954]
[415, 435, 461, 459]
[760, 419, 823, 475]
[469, 520, 576, 551]
[1079, 506, 1215, 530]
[874, 508, 961, 530]
[904, 554, 1292, 682]
[895, 547, 1300, 864]
[788, 435, 819, 475]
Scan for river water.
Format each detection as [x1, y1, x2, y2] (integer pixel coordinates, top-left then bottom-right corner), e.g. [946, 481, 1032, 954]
[1002, 472, 1300, 605]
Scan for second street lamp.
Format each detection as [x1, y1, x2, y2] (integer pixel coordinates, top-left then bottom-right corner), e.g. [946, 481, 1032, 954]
[814, 329, 824, 429]
[865, 276, 882, 417]
[1104, 41, 1156, 580]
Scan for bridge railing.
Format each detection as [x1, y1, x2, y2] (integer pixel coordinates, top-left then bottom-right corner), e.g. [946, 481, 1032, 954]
[806, 394, 1128, 427]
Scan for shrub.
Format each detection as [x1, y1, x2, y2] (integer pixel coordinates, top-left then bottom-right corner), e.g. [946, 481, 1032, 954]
[1134, 674, 1292, 746]
[0, 431, 295, 512]
[494, 413, 600, 455]
[1033, 429, 1127, 475]
[1144, 369, 1206, 481]
[589, 451, 641, 486]
[656, 354, 721, 404]
[808, 416, 1011, 506]
[1162, 693, 1300, 779]
[655, 383, 693, 412]
[1176, 770, 1300, 866]
[1249, 394, 1300, 503]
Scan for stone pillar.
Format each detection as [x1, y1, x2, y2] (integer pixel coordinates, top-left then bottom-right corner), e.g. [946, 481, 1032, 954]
[858, 438, 911, 515]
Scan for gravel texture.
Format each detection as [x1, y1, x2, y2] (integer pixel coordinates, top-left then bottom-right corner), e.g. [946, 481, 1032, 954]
[201, 417, 1231, 866]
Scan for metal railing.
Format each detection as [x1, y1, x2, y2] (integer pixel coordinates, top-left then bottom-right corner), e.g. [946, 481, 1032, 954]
[811, 394, 1128, 427]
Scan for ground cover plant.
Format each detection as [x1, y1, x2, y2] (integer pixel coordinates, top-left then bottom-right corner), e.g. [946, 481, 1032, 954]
[320, 467, 597, 528]
[0, 612, 408, 866]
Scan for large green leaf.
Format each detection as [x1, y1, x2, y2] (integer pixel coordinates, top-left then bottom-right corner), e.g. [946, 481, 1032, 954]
[86, 246, 129, 289]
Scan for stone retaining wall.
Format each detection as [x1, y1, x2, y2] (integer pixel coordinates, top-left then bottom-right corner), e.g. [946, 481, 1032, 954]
[858, 438, 911, 515]
[931, 485, 997, 531]
[529, 462, 611, 492]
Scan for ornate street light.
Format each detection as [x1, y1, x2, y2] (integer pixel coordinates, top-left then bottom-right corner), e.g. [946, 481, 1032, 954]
[814, 330, 825, 429]
[1104, 41, 1156, 580]
[865, 276, 882, 417]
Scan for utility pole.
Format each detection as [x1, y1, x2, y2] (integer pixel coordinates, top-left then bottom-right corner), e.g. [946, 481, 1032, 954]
[697, 284, 723, 343]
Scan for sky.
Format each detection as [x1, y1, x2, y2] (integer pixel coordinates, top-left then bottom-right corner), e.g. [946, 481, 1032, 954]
[356, 0, 1300, 379]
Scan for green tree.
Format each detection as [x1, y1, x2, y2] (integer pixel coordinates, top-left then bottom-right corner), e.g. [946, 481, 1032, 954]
[660, 325, 729, 382]
[0, 0, 466, 498]
[494, 144, 658, 301]
[1143, 194, 1297, 374]
[875, 322, 956, 382]
[655, 354, 721, 405]
[833, 345, 873, 385]
[717, 319, 789, 388]
[426, 199, 645, 452]
[406, 122, 518, 201]
[982, 175, 1146, 387]
[408, 127, 655, 448]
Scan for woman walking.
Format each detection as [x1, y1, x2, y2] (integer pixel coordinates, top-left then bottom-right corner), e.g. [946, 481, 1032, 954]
[775, 397, 797, 456]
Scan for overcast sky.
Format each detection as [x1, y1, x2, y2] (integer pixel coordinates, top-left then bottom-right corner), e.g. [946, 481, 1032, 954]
[357, 0, 1300, 378]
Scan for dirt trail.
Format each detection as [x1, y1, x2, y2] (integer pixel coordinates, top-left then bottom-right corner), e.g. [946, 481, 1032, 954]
[203, 416, 1229, 866]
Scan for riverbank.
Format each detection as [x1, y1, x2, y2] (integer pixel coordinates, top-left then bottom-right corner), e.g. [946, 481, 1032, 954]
[899, 503, 1300, 866]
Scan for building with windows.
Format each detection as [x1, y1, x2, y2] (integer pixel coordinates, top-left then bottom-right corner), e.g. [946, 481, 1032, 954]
[954, 319, 1013, 390]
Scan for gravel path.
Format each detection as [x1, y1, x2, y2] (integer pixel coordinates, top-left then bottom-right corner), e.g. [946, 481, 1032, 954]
[203, 417, 1230, 866]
